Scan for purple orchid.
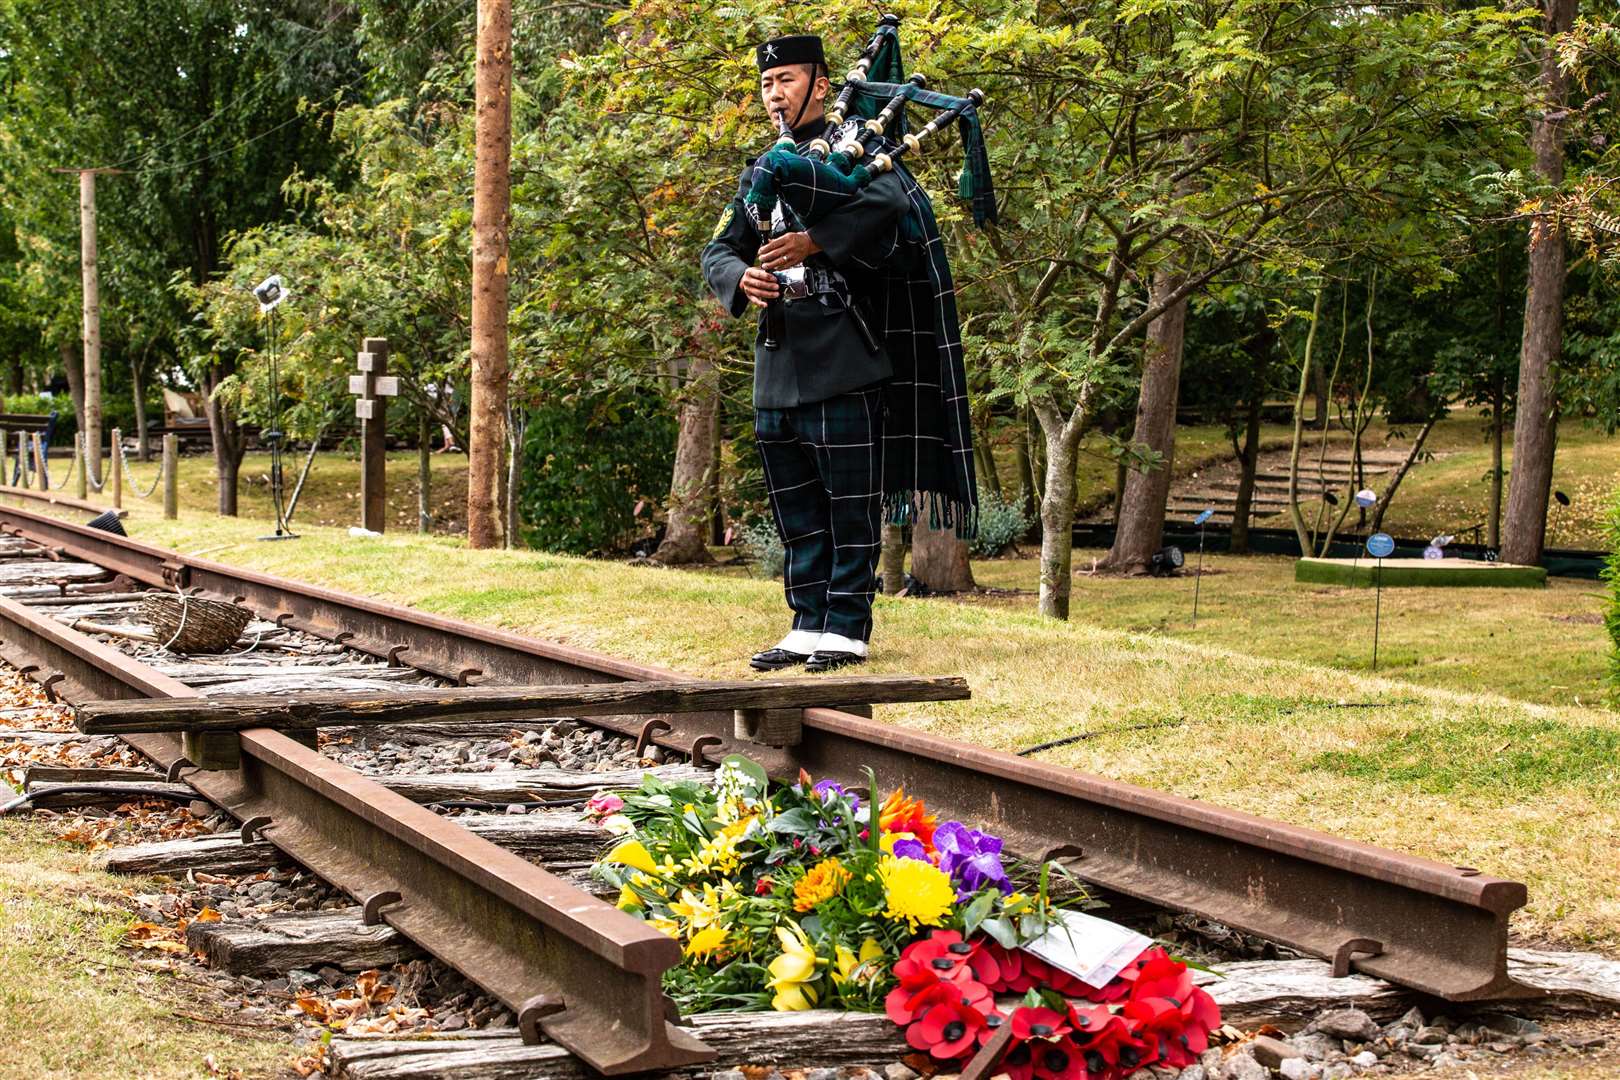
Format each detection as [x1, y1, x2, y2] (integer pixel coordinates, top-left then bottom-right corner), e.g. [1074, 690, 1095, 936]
[933, 821, 1013, 900]
[891, 836, 929, 861]
[811, 779, 860, 814]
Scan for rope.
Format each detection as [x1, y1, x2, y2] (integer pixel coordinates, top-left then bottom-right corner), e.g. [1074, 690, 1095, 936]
[116, 439, 163, 499]
[153, 580, 265, 658]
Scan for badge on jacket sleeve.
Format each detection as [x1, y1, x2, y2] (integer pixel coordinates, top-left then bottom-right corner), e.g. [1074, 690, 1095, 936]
[712, 205, 735, 240]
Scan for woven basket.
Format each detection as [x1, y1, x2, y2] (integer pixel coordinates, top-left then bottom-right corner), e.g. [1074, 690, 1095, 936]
[139, 594, 252, 653]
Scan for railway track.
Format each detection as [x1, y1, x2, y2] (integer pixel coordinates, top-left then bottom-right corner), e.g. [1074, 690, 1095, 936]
[0, 500, 1544, 1074]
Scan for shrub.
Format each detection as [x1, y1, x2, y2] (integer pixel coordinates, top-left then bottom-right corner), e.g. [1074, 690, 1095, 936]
[736, 517, 785, 579]
[1606, 485, 1620, 699]
[516, 394, 675, 556]
[970, 486, 1034, 558]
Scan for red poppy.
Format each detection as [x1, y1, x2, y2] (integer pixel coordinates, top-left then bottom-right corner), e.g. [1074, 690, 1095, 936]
[905, 997, 987, 1060]
[976, 1008, 1009, 1047]
[1123, 985, 1220, 1069]
[1010, 1005, 1073, 1042]
[1030, 1036, 1089, 1080]
[885, 976, 955, 1025]
[968, 940, 1022, 990]
[894, 932, 978, 986]
[1068, 1003, 1155, 1074]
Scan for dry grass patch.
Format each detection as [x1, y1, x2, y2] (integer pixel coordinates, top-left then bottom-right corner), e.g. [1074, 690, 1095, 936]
[0, 819, 291, 1079]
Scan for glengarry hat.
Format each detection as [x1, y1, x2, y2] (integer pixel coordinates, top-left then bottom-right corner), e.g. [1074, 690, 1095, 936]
[756, 34, 825, 73]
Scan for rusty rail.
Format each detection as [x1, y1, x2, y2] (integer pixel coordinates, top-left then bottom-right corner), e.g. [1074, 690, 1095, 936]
[0, 505, 1535, 1001]
[0, 591, 713, 1074]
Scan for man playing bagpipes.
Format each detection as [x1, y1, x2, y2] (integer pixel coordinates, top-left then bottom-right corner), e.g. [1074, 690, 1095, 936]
[701, 22, 994, 673]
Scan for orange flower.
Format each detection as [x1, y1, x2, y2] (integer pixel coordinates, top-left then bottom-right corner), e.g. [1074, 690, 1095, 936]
[793, 857, 852, 912]
[879, 788, 937, 853]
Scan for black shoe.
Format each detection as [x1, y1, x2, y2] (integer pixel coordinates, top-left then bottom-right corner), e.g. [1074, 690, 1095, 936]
[805, 650, 865, 673]
[750, 648, 811, 672]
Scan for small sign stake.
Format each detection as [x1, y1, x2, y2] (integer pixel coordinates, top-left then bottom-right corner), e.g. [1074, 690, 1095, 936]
[1191, 508, 1213, 626]
[1366, 531, 1395, 671]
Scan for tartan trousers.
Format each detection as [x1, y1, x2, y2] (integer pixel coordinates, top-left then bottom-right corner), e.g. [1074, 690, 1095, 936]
[755, 386, 886, 643]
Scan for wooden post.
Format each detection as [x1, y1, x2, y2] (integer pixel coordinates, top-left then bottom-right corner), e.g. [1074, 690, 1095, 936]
[468, 0, 512, 549]
[110, 426, 122, 507]
[162, 433, 178, 519]
[348, 338, 397, 533]
[30, 434, 46, 490]
[51, 168, 122, 489]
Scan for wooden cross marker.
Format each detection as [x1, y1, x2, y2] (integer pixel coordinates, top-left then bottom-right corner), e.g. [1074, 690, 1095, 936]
[348, 337, 398, 533]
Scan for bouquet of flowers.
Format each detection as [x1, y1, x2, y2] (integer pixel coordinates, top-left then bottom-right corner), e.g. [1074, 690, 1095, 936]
[587, 756, 1219, 1078]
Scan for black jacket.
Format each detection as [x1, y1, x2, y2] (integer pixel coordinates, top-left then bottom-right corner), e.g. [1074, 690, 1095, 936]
[701, 122, 911, 409]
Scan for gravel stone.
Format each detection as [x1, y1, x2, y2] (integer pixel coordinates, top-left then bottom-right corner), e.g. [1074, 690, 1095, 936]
[1278, 1060, 1318, 1080]
[1412, 1026, 1448, 1045]
[1251, 1036, 1302, 1069]
[1176, 1067, 1206, 1080]
[1289, 1033, 1341, 1061]
[1319, 1065, 1352, 1080]
[712, 1071, 745, 1080]
[1350, 1051, 1378, 1068]
[883, 1066, 918, 1080]
[1307, 1008, 1380, 1042]
[806, 1070, 839, 1080]
[1219, 1055, 1268, 1080]
[1483, 1014, 1541, 1037]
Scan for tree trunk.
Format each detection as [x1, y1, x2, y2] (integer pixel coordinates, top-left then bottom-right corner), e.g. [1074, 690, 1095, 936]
[973, 409, 1001, 500]
[1286, 289, 1326, 556]
[1501, 0, 1576, 568]
[60, 342, 86, 446]
[78, 171, 103, 488]
[1105, 265, 1189, 573]
[911, 513, 974, 593]
[709, 403, 725, 545]
[466, 0, 513, 549]
[1310, 351, 1329, 430]
[1231, 392, 1264, 556]
[1369, 415, 1438, 534]
[1489, 389, 1504, 548]
[4, 357, 22, 396]
[1013, 418, 1036, 522]
[879, 523, 906, 595]
[129, 352, 150, 461]
[1036, 416, 1081, 619]
[653, 352, 718, 565]
[203, 363, 245, 517]
[418, 410, 433, 534]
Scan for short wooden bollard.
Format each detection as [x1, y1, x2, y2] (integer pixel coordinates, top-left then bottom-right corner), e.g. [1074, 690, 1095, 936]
[734, 708, 803, 747]
[110, 427, 122, 507]
[31, 433, 47, 491]
[162, 434, 178, 519]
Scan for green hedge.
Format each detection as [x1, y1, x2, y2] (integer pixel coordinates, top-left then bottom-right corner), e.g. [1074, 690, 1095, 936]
[1606, 486, 1620, 698]
[516, 395, 675, 556]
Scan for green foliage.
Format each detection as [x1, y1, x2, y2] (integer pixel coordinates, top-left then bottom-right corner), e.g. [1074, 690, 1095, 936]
[736, 519, 785, 580]
[516, 395, 675, 556]
[969, 486, 1034, 558]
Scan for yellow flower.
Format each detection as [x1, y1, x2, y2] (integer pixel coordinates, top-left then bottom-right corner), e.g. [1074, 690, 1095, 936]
[604, 839, 658, 874]
[720, 814, 757, 840]
[616, 884, 642, 911]
[793, 857, 852, 913]
[832, 936, 885, 984]
[685, 925, 730, 962]
[669, 884, 721, 931]
[648, 916, 681, 939]
[877, 855, 955, 930]
[766, 924, 822, 1011]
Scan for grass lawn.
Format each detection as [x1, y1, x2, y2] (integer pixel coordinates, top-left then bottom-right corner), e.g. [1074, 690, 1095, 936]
[15, 483, 1611, 953]
[0, 817, 290, 1079]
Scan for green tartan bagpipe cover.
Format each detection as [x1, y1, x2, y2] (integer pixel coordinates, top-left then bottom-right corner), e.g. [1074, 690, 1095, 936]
[742, 30, 995, 537]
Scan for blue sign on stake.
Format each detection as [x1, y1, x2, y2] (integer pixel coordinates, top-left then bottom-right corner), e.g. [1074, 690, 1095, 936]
[1366, 532, 1395, 559]
[1355, 489, 1378, 508]
[1194, 508, 1214, 525]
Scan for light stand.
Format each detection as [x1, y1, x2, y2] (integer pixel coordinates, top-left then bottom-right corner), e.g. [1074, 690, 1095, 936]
[253, 274, 297, 542]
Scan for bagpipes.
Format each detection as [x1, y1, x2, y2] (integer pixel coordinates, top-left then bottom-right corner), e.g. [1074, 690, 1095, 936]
[744, 15, 995, 239]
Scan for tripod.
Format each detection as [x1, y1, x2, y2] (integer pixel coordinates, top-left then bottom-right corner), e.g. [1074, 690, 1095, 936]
[259, 306, 298, 541]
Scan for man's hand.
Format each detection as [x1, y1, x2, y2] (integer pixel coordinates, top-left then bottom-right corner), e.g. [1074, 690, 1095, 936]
[738, 267, 781, 308]
[759, 231, 821, 271]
